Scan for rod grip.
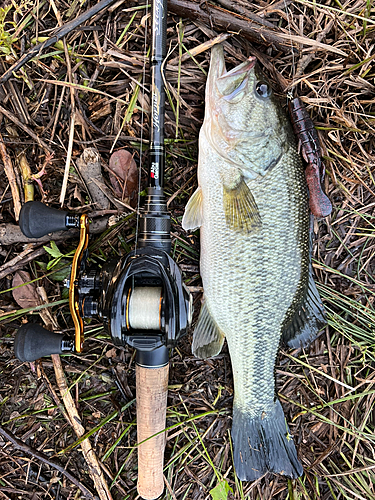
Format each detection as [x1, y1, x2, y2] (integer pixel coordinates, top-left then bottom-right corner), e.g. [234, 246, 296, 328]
[136, 363, 169, 500]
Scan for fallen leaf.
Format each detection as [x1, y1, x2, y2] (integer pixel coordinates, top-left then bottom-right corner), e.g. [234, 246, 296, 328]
[106, 347, 117, 358]
[49, 476, 61, 485]
[33, 394, 46, 411]
[73, 184, 84, 203]
[109, 149, 138, 207]
[12, 270, 40, 309]
[90, 102, 111, 122]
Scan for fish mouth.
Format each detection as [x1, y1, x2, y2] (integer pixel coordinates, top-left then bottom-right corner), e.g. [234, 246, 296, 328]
[208, 45, 257, 98]
[215, 52, 257, 98]
[219, 56, 257, 78]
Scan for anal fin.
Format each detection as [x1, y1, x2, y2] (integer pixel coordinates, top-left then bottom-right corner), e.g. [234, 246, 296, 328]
[192, 301, 225, 359]
[223, 177, 261, 233]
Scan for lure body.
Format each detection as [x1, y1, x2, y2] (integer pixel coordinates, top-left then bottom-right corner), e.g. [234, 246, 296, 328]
[288, 97, 332, 218]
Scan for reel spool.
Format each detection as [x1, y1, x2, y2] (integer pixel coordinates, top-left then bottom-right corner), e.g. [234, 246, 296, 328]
[127, 287, 163, 331]
[101, 247, 192, 352]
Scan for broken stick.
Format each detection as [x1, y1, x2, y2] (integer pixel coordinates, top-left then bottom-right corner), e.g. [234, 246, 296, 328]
[0, 131, 22, 221]
[167, 0, 293, 53]
[76, 148, 111, 210]
[51, 354, 113, 500]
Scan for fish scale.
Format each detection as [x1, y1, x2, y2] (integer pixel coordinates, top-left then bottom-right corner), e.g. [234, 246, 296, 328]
[183, 44, 326, 481]
[200, 132, 309, 414]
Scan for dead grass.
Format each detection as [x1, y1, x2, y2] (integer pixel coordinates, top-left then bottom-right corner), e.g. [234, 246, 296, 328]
[0, 0, 375, 498]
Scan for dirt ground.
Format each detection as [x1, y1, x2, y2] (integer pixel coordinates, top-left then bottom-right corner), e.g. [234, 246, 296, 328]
[1, 0, 375, 499]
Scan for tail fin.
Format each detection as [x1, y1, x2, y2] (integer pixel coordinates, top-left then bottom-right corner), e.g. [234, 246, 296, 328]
[231, 400, 303, 481]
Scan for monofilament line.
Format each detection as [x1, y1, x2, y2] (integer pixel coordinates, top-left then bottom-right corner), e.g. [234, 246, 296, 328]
[284, 0, 295, 97]
[134, 6, 149, 255]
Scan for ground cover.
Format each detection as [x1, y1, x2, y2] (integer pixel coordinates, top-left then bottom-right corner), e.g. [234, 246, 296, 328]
[0, 0, 375, 498]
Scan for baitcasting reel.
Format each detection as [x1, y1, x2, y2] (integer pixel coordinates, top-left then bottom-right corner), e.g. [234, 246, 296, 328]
[14, 200, 192, 365]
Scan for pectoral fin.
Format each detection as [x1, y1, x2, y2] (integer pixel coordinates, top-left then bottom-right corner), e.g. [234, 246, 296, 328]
[192, 301, 225, 359]
[182, 187, 203, 231]
[223, 177, 261, 232]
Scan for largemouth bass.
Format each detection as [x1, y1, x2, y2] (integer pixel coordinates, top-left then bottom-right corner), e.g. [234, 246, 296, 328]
[182, 45, 326, 481]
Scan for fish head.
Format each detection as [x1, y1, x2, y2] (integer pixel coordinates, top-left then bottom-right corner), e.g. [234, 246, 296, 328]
[204, 45, 291, 179]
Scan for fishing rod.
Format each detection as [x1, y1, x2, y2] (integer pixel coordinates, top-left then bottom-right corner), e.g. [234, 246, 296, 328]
[13, 0, 192, 497]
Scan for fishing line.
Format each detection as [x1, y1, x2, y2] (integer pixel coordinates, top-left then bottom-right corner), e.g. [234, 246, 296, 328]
[161, 42, 177, 134]
[283, 0, 296, 98]
[283, 1, 333, 218]
[134, 7, 150, 255]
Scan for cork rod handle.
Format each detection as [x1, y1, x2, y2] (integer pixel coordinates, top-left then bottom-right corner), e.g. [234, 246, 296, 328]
[136, 363, 169, 500]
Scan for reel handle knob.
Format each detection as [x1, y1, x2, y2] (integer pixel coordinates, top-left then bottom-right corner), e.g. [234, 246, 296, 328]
[19, 201, 76, 238]
[14, 324, 72, 362]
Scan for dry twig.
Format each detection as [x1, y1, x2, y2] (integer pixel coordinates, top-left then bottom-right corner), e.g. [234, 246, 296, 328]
[51, 354, 113, 500]
[0, 245, 45, 280]
[0, 105, 52, 153]
[0, 426, 97, 499]
[0, 0, 121, 86]
[167, 0, 294, 52]
[0, 131, 21, 220]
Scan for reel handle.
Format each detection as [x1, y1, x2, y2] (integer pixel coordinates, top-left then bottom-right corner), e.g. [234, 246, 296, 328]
[19, 201, 78, 238]
[14, 323, 73, 362]
[136, 348, 169, 500]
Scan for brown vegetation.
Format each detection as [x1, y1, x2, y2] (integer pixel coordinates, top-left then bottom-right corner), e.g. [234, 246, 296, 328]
[0, 0, 375, 498]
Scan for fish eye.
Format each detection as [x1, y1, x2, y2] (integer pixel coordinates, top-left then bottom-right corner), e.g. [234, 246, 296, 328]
[255, 81, 272, 99]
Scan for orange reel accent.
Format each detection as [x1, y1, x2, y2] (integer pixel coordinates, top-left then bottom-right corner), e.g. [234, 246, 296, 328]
[69, 214, 89, 353]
